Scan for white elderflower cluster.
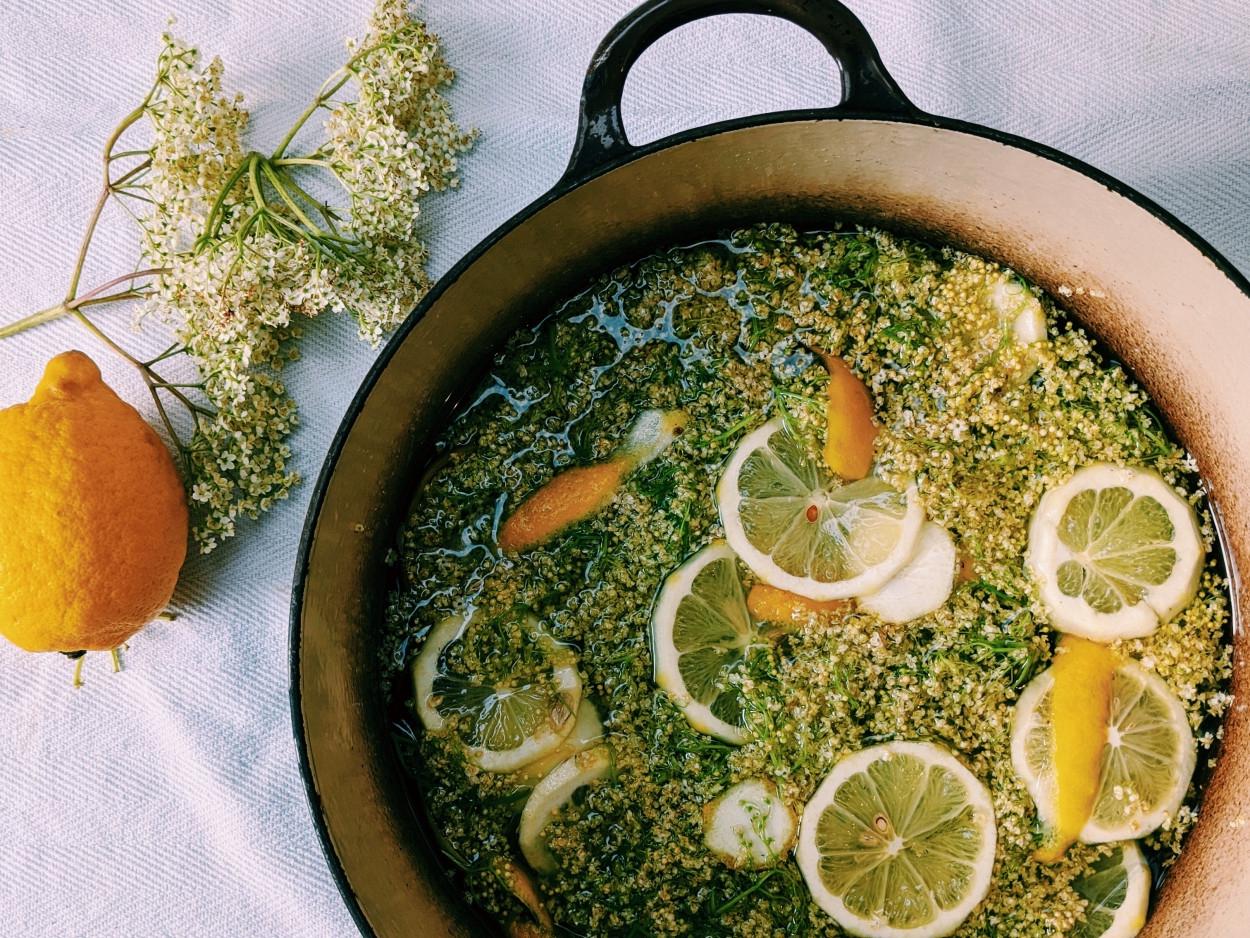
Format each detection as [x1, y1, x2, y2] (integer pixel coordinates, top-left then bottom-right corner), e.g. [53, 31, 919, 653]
[323, 0, 474, 340]
[142, 36, 249, 260]
[118, 0, 473, 552]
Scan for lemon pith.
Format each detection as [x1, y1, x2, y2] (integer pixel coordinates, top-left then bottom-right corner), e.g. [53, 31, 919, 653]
[703, 778, 797, 869]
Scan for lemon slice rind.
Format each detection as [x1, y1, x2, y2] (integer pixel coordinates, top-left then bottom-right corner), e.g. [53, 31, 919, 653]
[1026, 463, 1203, 641]
[518, 745, 613, 874]
[511, 699, 604, 785]
[796, 740, 997, 938]
[703, 778, 797, 869]
[1070, 842, 1150, 938]
[988, 273, 1048, 346]
[718, 418, 925, 601]
[859, 522, 957, 624]
[413, 613, 467, 734]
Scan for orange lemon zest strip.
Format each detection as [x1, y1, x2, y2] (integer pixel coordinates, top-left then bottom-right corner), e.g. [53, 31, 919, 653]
[811, 350, 878, 481]
[1034, 634, 1118, 863]
[498, 409, 687, 553]
[746, 583, 851, 623]
[498, 461, 629, 553]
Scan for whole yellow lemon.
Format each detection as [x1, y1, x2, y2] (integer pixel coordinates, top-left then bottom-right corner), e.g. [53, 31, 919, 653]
[0, 351, 188, 652]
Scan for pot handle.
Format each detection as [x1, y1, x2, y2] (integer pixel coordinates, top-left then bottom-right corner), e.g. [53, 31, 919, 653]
[564, 0, 917, 180]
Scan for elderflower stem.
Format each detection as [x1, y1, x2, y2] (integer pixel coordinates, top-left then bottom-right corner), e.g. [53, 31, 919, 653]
[0, 304, 71, 339]
[198, 157, 253, 245]
[76, 267, 168, 304]
[69, 309, 143, 367]
[0, 269, 166, 340]
[63, 185, 115, 304]
[1, 3, 473, 554]
[269, 31, 399, 162]
[66, 307, 201, 459]
[2, 102, 162, 341]
[259, 160, 328, 237]
[64, 102, 152, 302]
[270, 69, 353, 160]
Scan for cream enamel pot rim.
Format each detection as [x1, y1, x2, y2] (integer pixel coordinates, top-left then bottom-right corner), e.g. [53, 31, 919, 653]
[290, 1, 1250, 935]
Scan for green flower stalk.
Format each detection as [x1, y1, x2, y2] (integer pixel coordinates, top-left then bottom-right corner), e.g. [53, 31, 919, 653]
[0, 0, 474, 553]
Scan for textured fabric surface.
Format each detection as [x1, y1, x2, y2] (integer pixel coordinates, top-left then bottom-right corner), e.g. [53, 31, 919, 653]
[0, 1, 1247, 935]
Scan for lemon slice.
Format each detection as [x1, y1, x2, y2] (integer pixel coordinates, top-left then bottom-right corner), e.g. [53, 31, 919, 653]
[987, 273, 1047, 346]
[1011, 659, 1196, 842]
[1069, 843, 1150, 938]
[718, 418, 924, 601]
[518, 745, 613, 874]
[412, 611, 582, 773]
[650, 541, 755, 745]
[703, 778, 797, 869]
[797, 741, 997, 938]
[511, 699, 604, 786]
[1026, 464, 1203, 641]
[859, 523, 957, 624]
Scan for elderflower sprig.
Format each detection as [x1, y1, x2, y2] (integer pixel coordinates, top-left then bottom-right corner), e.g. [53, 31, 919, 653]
[0, 0, 474, 553]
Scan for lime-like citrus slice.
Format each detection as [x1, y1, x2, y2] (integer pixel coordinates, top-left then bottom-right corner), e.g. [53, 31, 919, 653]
[1011, 658, 1196, 842]
[1069, 843, 1150, 938]
[797, 741, 997, 938]
[1026, 464, 1203, 641]
[518, 745, 613, 874]
[650, 541, 755, 745]
[859, 522, 957, 624]
[412, 610, 582, 773]
[703, 778, 797, 869]
[718, 418, 924, 601]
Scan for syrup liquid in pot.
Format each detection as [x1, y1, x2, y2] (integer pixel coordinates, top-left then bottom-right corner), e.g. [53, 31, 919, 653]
[383, 224, 1233, 936]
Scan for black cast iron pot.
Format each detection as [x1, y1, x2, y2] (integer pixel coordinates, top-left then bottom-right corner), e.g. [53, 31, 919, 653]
[292, 1, 1250, 934]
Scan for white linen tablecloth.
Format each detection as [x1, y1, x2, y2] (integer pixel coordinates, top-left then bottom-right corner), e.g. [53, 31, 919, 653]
[1, 1, 1247, 935]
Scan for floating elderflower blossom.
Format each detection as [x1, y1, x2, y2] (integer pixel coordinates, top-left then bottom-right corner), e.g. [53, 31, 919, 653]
[0, 0, 474, 552]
